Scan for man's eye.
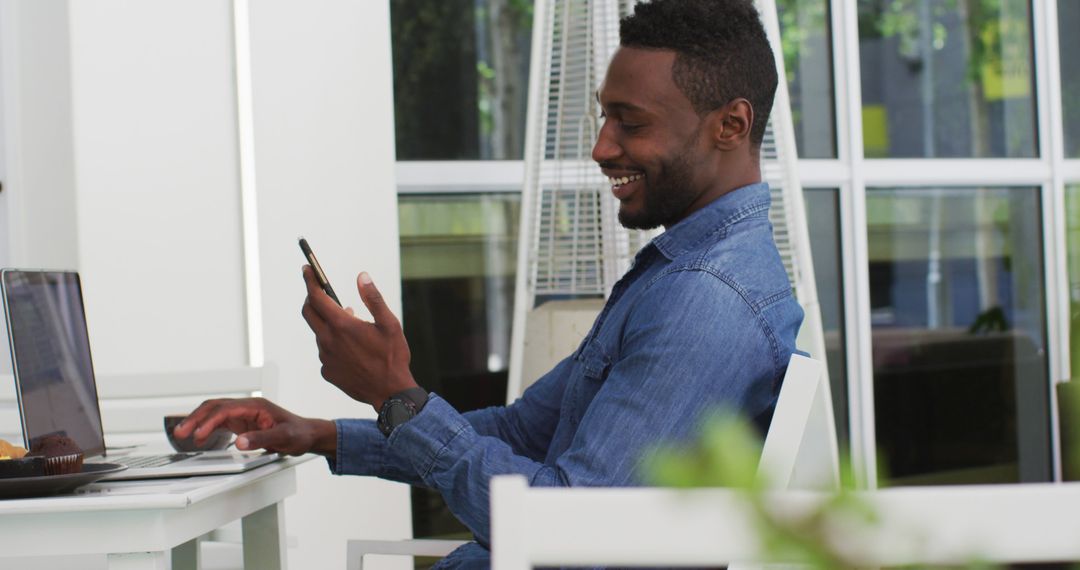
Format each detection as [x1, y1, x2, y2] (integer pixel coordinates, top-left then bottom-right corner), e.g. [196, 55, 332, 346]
[620, 122, 643, 133]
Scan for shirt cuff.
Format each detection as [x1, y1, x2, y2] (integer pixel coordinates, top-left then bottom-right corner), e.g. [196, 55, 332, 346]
[329, 418, 387, 476]
[389, 393, 476, 482]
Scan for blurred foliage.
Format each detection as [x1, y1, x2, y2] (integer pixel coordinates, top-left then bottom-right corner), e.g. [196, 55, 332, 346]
[642, 410, 1006, 569]
[390, 0, 532, 160]
[857, 0, 1030, 89]
[775, 0, 836, 158]
[775, 0, 829, 107]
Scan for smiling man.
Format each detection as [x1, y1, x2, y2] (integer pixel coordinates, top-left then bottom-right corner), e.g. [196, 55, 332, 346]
[175, 0, 803, 567]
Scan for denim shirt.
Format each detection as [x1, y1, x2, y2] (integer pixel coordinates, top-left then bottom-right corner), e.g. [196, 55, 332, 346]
[331, 182, 804, 562]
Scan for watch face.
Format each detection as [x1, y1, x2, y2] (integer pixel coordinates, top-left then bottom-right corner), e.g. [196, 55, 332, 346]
[386, 401, 415, 426]
[378, 398, 418, 437]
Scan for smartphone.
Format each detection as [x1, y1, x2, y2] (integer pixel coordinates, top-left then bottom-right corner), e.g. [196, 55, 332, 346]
[298, 237, 342, 307]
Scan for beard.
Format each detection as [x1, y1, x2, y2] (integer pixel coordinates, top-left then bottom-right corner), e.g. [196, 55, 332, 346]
[617, 141, 701, 231]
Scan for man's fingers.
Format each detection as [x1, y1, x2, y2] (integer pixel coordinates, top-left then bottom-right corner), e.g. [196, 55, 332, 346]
[303, 265, 345, 321]
[193, 405, 261, 442]
[357, 272, 399, 329]
[302, 299, 332, 339]
[174, 400, 224, 439]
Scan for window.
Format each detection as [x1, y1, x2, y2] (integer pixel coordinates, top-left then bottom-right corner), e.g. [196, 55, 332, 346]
[1068, 185, 1080, 380]
[1060, 0, 1080, 158]
[398, 192, 520, 540]
[857, 0, 1038, 158]
[391, 0, 533, 160]
[777, 0, 837, 158]
[805, 188, 848, 442]
[867, 186, 1050, 484]
[391, 0, 1077, 519]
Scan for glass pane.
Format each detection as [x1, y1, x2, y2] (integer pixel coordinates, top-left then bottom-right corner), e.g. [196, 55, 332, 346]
[868, 186, 1050, 485]
[857, 0, 1038, 158]
[391, 0, 533, 160]
[1069, 185, 1080, 379]
[804, 188, 848, 443]
[399, 192, 520, 539]
[1061, 0, 1080, 157]
[777, 0, 837, 158]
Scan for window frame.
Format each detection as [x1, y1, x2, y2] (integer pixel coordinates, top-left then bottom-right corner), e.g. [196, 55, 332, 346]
[394, 0, 1080, 487]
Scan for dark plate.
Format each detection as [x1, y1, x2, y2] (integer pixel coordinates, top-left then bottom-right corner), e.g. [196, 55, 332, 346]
[0, 463, 127, 499]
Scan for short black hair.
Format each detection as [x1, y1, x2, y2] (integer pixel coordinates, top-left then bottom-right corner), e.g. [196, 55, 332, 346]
[619, 0, 778, 146]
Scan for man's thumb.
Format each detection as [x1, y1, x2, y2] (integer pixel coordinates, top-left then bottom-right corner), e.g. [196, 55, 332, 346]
[237, 425, 286, 451]
[357, 272, 395, 326]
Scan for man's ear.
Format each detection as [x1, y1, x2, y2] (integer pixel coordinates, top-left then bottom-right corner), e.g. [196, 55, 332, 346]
[706, 98, 754, 151]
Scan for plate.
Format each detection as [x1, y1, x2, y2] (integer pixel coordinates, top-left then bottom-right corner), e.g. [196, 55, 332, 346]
[0, 463, 128, 499]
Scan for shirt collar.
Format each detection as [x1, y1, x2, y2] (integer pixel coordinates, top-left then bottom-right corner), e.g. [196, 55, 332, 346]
[651, 182, 772, 260]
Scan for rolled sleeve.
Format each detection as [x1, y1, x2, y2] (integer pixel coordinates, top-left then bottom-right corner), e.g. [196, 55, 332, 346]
[330, 417, 426, 486]
[391, 395, 479, 481]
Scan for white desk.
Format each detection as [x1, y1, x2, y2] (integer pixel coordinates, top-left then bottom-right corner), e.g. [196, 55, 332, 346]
[0, 456, 311, 570]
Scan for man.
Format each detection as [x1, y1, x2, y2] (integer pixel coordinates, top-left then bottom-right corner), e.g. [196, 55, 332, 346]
[175, 0, 803, 566]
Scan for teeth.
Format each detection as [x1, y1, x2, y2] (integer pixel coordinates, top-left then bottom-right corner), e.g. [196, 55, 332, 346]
[609, 174, 643, 187]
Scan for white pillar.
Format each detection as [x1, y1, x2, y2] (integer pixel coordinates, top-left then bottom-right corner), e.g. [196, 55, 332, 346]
[247, 1, 412, 568]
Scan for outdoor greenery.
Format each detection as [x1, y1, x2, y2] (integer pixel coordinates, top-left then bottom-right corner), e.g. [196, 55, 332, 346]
[857, 0, 1035, 157]
[390, 0, 531, 160]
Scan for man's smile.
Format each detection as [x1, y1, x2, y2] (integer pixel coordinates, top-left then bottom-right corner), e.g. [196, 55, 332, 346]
[604, 172, 646, 199]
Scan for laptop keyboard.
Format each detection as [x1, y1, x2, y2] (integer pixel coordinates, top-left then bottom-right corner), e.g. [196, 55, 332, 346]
[114, 453, 196, 469]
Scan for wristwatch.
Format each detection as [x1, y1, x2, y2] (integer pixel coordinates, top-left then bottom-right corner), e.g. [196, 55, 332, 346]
[377, 387, 429, 438]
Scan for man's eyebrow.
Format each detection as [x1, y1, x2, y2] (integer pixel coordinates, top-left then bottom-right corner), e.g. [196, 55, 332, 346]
[596, 96, 648, 115]
[605, 101, 648, 113]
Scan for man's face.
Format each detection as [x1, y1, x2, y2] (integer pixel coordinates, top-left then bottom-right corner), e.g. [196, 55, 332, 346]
[593, 47, 716, 230]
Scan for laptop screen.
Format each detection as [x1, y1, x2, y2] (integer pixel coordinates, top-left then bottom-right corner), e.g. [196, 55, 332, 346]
[1, 270, 106, 457]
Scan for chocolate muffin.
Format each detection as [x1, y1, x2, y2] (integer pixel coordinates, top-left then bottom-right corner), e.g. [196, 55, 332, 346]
[29, 434, 84, 475]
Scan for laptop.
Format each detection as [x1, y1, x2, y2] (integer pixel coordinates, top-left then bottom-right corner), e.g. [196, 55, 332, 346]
[1, 269, 280, 480]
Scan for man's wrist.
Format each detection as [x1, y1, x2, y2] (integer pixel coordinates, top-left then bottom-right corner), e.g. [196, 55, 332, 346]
[372, 376, 422, 411]
[309, 418, 339, 459]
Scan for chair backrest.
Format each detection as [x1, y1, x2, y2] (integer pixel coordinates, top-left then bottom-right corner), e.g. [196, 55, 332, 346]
[490, 355, 839, 569]
[757, 354, 840, 491]
[0, 365, 275, 448]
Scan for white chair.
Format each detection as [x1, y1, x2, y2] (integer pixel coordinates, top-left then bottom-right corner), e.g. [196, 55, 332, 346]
[489, 354, 838, 569]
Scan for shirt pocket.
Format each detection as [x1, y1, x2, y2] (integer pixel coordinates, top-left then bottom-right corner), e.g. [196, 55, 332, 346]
[579, 339, 612, 384]
[565, 340, 612, 425]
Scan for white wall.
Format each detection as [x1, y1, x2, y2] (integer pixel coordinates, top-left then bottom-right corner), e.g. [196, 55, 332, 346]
[0, 0, 81, 376]
[0, 0, 411, 568]
[67, 0, 249, 375]
[248, 1, 411, 568]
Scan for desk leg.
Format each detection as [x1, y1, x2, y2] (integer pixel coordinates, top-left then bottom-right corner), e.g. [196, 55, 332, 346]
[171, 536, 201, 570]
[242, 502, 286, 570]
[106, 551, 169, 570]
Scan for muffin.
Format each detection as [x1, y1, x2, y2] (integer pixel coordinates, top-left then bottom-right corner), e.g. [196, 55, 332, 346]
[29, 434, 84, 475]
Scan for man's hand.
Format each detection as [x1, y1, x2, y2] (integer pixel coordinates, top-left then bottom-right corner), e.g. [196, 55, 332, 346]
[301, 266, 419, 410]
[172, 398, 337, 458]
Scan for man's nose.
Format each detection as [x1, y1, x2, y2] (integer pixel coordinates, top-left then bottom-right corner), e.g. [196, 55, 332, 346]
[592, 123, 620, 164]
